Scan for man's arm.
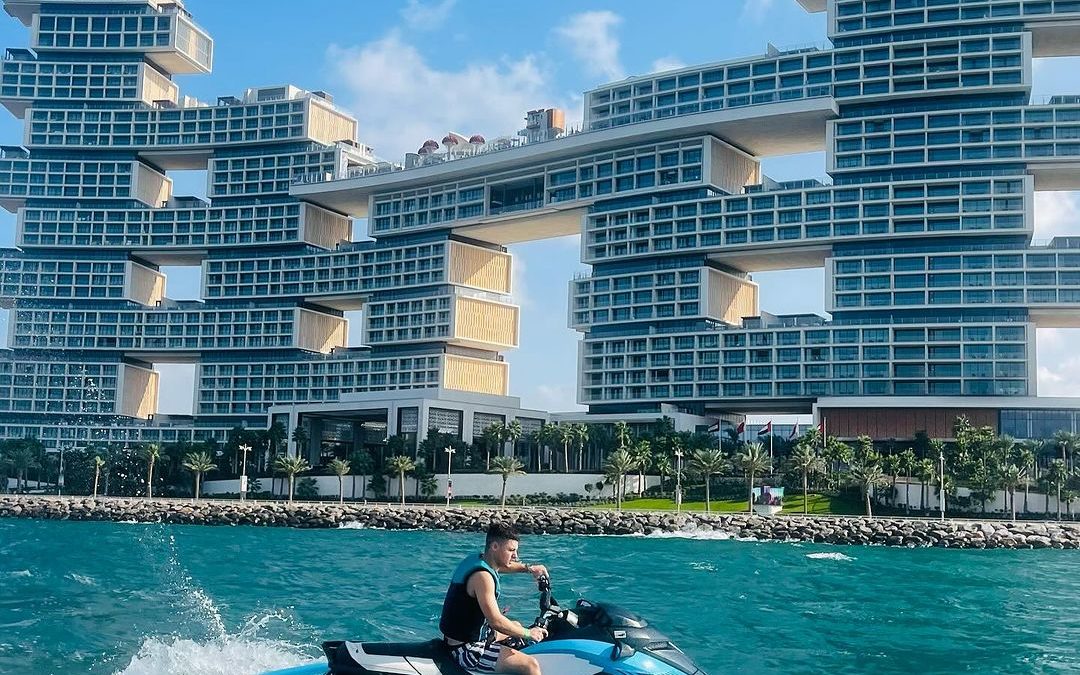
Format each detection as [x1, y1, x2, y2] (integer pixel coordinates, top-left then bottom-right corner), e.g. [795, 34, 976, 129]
[468, 571, 546, 643]
[508, 561, 549, 579]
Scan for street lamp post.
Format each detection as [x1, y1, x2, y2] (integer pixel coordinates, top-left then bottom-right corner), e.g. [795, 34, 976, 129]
[444, 445, 455, 508]
[674, 448, 684, 513]
[939, 449, 946, 522]
[239, 443, 251, 501]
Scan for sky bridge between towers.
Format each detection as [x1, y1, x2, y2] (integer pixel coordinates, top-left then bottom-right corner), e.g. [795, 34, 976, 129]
[291, 96, 838, 224]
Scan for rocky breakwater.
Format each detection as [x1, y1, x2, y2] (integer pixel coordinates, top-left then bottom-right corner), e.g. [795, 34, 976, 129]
[2, 496, 1080, 549]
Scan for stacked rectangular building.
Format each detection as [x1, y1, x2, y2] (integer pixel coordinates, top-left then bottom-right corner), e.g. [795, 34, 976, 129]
[295, 0, 1080, 443]
[0, 0, 521, 450]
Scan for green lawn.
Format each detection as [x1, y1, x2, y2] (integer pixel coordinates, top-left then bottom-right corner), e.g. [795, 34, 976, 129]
[601, 493, 867, 516]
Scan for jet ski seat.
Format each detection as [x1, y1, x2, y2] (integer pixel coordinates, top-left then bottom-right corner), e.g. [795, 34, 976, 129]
[323, 639, 484, 675]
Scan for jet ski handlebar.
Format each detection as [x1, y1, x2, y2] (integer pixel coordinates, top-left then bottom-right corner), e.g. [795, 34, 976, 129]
[531, 575, 579, 633]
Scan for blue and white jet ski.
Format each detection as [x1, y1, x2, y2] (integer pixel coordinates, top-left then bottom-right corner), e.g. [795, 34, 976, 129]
[263, 576, 706, 674]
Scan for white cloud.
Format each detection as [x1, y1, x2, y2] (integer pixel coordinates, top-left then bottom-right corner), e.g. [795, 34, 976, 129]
[326, 33, 550, 161]
[1037, 329, 1080, 396]
[741, 0, 776, 23]
[555, 11, 624, 82]
[400, 0, 456, 31]
[650, 56, 686, 74]
[1034, 191, 1080, 240]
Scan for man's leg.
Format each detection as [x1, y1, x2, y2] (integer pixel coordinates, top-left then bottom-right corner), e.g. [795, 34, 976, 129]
[494, 646, 540, 675]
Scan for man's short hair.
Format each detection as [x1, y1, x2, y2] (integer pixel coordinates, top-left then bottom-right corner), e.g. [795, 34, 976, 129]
[485, 522, 519, 549]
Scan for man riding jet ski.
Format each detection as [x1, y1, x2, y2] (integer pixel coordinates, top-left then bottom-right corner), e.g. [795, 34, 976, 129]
[263, 522, 706, 675]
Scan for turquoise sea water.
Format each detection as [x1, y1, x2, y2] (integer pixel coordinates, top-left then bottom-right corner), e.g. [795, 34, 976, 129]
[2, 519, 1080, 675]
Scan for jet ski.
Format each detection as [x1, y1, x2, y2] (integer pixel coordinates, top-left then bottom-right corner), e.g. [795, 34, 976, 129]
[262, 576, 706, 674]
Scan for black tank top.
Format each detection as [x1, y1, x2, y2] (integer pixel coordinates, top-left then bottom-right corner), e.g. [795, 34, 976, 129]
[439, 554, 501, 643]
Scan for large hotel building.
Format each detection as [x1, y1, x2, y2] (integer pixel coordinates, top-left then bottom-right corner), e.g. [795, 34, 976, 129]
[3, 0, 1080, 458]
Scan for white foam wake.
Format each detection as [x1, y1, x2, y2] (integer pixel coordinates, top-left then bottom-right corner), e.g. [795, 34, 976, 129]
[644, 530, 734, 541]
[805, 551, 855, 561]
[115, 635, 311, 675]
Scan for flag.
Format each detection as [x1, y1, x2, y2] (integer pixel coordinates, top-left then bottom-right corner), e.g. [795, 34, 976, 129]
[817, 420, 826, 436]
[707, 421, 720, 433]
[788, 422, 800, 441]
[757, 421, 772, 437]
[736, 421, 746, 435]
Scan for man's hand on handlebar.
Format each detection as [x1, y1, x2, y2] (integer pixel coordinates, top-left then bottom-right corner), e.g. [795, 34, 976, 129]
[526, 564, 549, 580]
[525, 626, 548, 643]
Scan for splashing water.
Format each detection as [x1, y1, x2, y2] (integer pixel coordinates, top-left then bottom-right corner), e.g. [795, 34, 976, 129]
[116, 614, 311, 675]
[67, 573, 98, 586]
[116, 637, 296, 675]
[116, 528, 314, 675]
[805, 551, 856, 561]
[644, 529, 733, 541]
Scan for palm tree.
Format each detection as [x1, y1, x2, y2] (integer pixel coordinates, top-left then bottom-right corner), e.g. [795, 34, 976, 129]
[182, 451, 217, 501]
[1046, 459, 1069, 520]
[328, 458, 351, 503]
[481, 423, 503, 469]
[1000, 464, 1025, 521]
[602, 449, 635, 510]
[613, 421, 632, 453]
[1016, 442, 1037, 515]
[882, 454, 901, 507]
[265, 421, 287, 473]
[92, 455, 106, 499]
[735, 442, 771, 514]
[630, 439, 652, 497]
[653, 454, 673, 498]
[788, 442, 823, 514]
[914, 458, 936, 512]
[9, 442, 35, 492]
[823, 439, 853, 490]
[274, 455, 311, 503]
[286, 425, 311, 497]
[348, 450, 374, 500]
[504, 420, 522, 463]
[1053, 430, 1080, 472]
[557, 424, 575, 473]
[489, 455, 526, 507]
[573, 423, 589, 471]
[386, 455, 416, 505]
[898, 448, 917, 514]
[849, 460, 888, 518]
[690, 448, 730, 513]
[140, 443, 161, 499]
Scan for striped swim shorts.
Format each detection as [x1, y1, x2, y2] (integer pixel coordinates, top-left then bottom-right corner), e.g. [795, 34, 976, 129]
[449, 640, 503, 672]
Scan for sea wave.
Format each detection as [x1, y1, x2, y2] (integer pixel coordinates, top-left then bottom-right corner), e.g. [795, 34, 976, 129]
[337, 521, 366, 530]
[644, 530, 733, 541]
[7, 569, 31, 578]
[67, 572, 97, 586]
[805, 552, 855, 561]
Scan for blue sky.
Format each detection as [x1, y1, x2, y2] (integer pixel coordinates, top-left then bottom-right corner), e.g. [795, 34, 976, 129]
[0, 0, 1078, 419]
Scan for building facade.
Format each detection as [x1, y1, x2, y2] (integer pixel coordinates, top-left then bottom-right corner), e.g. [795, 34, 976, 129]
[294, 0, 1080, 443]
[3, 0, 1080, 455]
